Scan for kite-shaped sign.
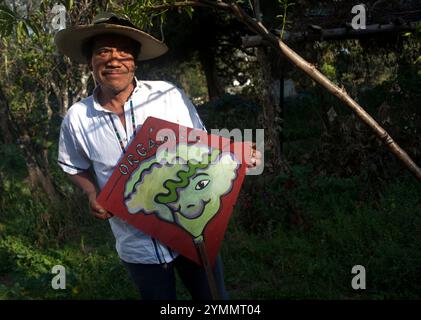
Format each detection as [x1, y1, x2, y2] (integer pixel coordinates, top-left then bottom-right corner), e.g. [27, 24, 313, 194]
[97, 117, 250, 270]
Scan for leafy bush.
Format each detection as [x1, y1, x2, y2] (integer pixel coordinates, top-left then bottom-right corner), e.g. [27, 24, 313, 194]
[198, 93, 260, 131]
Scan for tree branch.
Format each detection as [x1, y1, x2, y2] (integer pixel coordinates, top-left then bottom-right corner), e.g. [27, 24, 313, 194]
[148, 0, 230, 12]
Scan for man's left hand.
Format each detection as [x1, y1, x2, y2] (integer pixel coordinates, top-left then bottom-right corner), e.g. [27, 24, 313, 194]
[246, 142, 262, 172]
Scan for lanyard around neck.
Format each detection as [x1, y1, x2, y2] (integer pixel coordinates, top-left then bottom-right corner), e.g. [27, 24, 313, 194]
[108, 100, 136, 154]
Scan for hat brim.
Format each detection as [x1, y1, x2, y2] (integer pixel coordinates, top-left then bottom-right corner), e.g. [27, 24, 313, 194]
[54, 24, 168, 63]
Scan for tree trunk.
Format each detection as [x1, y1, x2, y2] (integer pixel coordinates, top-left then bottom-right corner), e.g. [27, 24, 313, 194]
[0, 104, 13, 144]
[279, 58, 285, 155]
[256, 46, 287, 173]
[26, 158, 58, 201]
[254, 0, 288, 173]
[21, 134, 61, 203]
[0, 86, 14, 144]
[0, 85, 61, 202]
[198, 46, 224, 100]
[60, 88, 69, 118]
[72, 67, 91, 105]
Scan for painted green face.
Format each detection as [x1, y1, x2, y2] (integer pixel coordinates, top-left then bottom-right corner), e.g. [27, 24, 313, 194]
[124, 144, 239, 239]
[168, 172, 213, 219]
[166, 157, 237, 238]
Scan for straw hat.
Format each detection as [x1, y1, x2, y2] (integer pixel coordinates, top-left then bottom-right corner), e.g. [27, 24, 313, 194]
[54, 12, 168, 63]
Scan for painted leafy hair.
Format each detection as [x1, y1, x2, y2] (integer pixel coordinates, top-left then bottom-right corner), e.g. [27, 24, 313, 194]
[155, 148, 220, 204]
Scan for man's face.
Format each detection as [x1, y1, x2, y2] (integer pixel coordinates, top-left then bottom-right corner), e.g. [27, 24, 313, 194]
[90, 34, 137, 94]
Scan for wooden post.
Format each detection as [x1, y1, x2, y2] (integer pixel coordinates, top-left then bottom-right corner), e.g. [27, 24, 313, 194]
[194, 238, 220, 300]
[279, 58, 285, 155]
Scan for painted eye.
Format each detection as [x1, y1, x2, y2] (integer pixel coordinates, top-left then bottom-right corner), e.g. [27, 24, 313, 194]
[195, 179, 210, 190]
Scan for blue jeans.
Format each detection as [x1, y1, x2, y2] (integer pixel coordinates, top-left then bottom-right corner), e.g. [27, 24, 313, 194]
[122, 254, 229, 300]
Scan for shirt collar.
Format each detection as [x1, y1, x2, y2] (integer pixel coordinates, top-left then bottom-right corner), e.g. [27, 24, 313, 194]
[92, 77, 143, 113]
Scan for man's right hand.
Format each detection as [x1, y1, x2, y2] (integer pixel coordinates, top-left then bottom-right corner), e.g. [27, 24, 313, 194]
[88, 193, 113, 220]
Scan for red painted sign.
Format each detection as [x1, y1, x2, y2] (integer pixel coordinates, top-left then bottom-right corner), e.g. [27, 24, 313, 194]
[97, 117, 250, 266]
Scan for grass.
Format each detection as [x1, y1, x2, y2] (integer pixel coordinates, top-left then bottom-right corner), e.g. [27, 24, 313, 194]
[222, 173, 421, 299]
[1, 164, 419, 299]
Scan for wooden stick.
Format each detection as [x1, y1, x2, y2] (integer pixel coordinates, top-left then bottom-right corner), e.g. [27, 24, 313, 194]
[194, 238, 220, 300]
[242, 22, 419, 46]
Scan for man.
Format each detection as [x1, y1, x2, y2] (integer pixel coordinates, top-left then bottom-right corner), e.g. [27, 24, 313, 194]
[55, 12, 260, 300]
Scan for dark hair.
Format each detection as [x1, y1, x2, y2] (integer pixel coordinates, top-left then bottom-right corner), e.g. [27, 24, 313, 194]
[82, 34, 141, 63]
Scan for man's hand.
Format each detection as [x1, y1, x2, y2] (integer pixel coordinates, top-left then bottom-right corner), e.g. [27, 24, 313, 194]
[67, 171, 112, 220]
[246, 142, 262, 172]
[88, 192, 113, 220]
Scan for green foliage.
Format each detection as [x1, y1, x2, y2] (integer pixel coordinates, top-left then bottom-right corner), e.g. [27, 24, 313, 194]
[0, 235, 139, 299]
[0, 4, 22, 37]
[113, 0, 197, 32]
[0, 236, 59, 276]
[140, 56, 208, 103]
[230, 169, 421, 298]
[198, 93, 260, 131]
[276, 0, 295, 40]
[321, 62, 337, 80]
[0, 144, 27, 179]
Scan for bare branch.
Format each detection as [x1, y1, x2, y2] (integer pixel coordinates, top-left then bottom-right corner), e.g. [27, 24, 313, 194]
[147, 0, 230, 12]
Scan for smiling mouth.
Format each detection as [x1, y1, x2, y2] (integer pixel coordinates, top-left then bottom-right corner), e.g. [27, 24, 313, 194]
[103, 72, 125, 76]
[172, 199, 211, 220]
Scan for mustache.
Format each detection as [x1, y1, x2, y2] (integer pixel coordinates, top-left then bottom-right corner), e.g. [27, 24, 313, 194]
[103, 70, 127, 74]
[102, 67, 136, 75]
